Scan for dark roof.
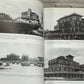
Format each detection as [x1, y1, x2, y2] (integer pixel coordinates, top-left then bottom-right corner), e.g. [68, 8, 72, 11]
[21, 11, 28, 15]
[58, 13, 83, 21]
[70, 13, 83, 17]
[80, 64, 84, 67]
[31, 12, 36, 15]
[49, 55, 75, 62]
[57, 56, 65, 60]
[66, 55, 74, 58]
[73, 61, 79, 64]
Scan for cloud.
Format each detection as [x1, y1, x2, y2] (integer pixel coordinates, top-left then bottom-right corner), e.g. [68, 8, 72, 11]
[0, 0, 43, 21]
[45, 43, 84, 67]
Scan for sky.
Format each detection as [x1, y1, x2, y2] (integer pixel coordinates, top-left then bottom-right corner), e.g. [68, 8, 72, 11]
[0, 0, 43, 21]
[45, 40, 84, 68]
[0, 40, 43, 59]
[44, 8, 84, 30]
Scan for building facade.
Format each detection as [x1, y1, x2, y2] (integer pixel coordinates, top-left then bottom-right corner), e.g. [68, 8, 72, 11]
[16, 8, 43, 36]
[80, 64, 84, 72]
[21, 8, 40, 24]
[38, 57, 44, 67]
[55, 13, 84, 33]
[45, 13, 84, 40]
[44, 55, 84, 80]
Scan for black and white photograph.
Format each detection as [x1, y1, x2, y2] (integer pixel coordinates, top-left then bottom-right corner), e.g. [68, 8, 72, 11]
[0, 37, 44, 84]
[44, 40, 84, 82]
[0, 0, 43, 37]
[44, 8, 84, 40]
[40, 0, 84, 7]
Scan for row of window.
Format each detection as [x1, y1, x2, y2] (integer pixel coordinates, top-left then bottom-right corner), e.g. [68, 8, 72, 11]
[58, 16, 82, 24]
[45, 73, 84, 78]
[45, 67, 79, 72]
[49, 61, 79, 67]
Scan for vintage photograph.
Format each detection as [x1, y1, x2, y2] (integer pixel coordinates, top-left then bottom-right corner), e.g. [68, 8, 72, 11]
[0, 39, 44, 84]
[0, 0, 43, 37]
[44, 8, 84, 40]
[40, 0, 84, 7]
[44, 40, 84, 81]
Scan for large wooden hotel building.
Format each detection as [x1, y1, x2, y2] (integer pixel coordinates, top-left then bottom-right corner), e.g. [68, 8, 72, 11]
[45, 13, 84, 40]
[44, 55, 84, 80]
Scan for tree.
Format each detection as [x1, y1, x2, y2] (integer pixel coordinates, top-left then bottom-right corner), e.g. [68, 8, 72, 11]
[0, 13, 13, 20]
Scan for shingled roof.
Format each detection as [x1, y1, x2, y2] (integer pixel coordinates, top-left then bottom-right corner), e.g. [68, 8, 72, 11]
[58, 13, 83, 21]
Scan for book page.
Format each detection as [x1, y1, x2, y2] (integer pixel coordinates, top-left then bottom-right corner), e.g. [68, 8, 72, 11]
[44, 8, 84, 84]
[40, 0, 84, 7]
[0, 0, 44, 84]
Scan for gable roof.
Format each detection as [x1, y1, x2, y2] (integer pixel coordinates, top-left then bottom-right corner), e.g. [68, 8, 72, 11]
[58, 13, 83, 21]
